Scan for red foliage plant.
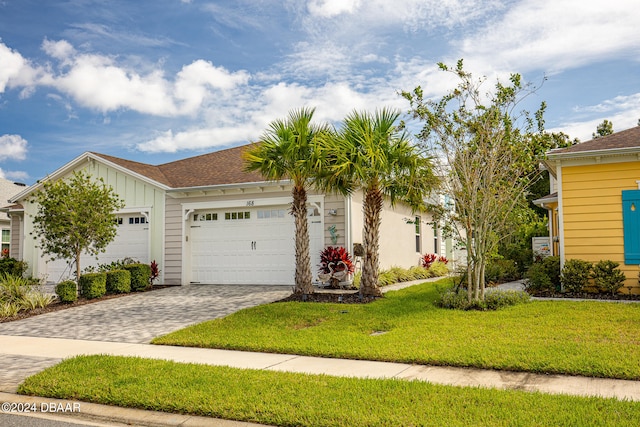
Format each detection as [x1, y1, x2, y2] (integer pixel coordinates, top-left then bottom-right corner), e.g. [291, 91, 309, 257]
[319, 246, 355, 274]
[421, 253, 449, 269]
[150, 260, 160, 284]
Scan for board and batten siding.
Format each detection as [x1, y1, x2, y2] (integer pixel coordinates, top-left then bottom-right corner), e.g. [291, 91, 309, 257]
[561, 161, 640, 290]
[20, 160, 165, 281]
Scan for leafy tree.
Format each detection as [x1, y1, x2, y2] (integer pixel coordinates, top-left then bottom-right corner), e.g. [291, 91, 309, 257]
[402, 60, 550, 302]
[593, 119, 613, 139]
[244, 107, 330, 295]
[29, 171, 125, 284]
[320, 108, 438, 297]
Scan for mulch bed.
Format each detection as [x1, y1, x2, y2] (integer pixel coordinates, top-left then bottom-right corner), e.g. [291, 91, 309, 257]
[276, 291, 381, 304]
[0, 285, 172, 324]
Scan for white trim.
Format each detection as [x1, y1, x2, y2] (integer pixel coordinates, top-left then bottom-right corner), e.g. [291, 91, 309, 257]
[557, 163, 565, 268]
[10, 153, 171, 203]
[116, 206, 152, 215]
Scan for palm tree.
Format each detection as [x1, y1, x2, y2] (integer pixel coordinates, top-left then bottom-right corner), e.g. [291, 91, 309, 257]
[244, 107, 329, 295]
[321, 108, 438, 297]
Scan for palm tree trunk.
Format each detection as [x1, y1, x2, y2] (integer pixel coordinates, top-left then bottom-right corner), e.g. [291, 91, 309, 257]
[292, 184, 313, 294]
[361, 186, 383, 297]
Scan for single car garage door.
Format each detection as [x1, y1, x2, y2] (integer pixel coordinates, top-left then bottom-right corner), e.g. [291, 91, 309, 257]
[45, 213, 150, 283]
[189, 206, 322, 285]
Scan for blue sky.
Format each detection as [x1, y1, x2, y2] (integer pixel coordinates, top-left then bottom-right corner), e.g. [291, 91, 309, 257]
[1, 0, 640, 184]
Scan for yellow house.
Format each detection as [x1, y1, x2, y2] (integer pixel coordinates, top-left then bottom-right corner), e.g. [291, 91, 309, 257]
[540, 126, 640, 294]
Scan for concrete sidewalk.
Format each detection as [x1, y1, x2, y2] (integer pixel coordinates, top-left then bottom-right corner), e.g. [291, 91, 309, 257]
[2, 334, 639, 427]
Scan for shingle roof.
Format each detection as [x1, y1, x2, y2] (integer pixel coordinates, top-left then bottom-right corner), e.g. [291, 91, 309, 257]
[93, 144, 265, 189]
[549, 126, 640, 156]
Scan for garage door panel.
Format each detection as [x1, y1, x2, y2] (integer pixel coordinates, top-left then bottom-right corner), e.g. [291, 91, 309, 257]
[189, 206, 320, 285]
[45, 214, 150, 283]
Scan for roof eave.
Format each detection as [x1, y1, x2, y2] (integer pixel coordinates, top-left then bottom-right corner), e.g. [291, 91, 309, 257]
[547, 146, 640, 161]
[10, 152, 172, 203]
[166, 179, 291, 194]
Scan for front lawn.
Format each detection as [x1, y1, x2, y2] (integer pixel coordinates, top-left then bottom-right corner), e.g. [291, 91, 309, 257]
[153, 279, 640, 380]
[18, 355, 640, 427]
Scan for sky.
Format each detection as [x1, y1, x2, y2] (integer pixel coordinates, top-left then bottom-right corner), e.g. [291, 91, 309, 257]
[1, 0, 640, 184]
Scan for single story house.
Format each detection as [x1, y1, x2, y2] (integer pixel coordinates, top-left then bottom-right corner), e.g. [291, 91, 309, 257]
[7, 144, 445, 285]
[538, 126, 640, 294]
[0, 178, 27, 257]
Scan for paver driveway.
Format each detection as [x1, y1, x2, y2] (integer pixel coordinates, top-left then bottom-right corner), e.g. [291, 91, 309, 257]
[0, 284, 291, 392]
[0, 284, 291, 344]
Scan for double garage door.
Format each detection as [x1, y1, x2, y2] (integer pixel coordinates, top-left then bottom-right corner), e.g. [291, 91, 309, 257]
[45, 213, 149, 283]
[189, 206, 322, 285]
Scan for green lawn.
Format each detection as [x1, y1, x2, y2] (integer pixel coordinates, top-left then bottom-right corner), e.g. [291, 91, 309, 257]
[18, 355, 640, 427]
[153, 279, 640, 380]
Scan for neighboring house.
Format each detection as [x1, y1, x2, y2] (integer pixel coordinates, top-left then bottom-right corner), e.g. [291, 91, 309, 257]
[538, 126, 640, 293]
[7, 144, 440, 285]
[0, 178, 27, 258]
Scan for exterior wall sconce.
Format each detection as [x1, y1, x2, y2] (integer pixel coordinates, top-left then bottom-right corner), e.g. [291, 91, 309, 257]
[328, 209, 337, 216]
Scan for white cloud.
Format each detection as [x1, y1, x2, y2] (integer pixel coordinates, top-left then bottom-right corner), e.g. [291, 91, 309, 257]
[174, 60, 250, 114]
[0, 169, 29, 182]
[41, 39, 75, 61]
[0, 134, 28, 161]
[36, 40, 250, 117]
[457, 0, 640, 74]
[136, 79, 406, 153]
[555, 92, 640, 141]
[307, 0, 361, 18]
[0, 42, 42, 93]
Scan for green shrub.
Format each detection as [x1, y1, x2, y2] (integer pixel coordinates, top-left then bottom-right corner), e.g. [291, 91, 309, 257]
[485, 259, 520, 284]
[436, 288, 471, 310]
[55, 281, 78, 303]
[387, 266, 413, 283]
[124, 263, 152, 291]
[0, 302, 21, 318]
[561, 259, 592, 293]
[437, 286, 530, 311]
[408, 266, 430, 280]
[352, 271, 361, 288]
[524, 262, 553, 293]
[20, 291, 54, 311]
[427, 260, 449, 277]
[541, 256, 561, 289]
[591, 260, 626, 295]
[484, 289, 531, 310]
[106, 269, 131, 294]
[83, 257, 139, 274]
[377, 270, 397, 287]
[0, 257, 27, 277]
[79, 273, 107, 299]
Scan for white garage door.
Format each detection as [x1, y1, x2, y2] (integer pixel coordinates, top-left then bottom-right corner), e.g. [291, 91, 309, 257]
[45, 213, 150, 283]
[189, 206, 322, 285]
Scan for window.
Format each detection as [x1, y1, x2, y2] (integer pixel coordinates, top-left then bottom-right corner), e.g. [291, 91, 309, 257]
[415, 216, 421, 253]
[257, 209, 285, 219]
[225, 211, 251, 220]
[128, 217, 147, 225]
[194, 213, 218, 221]
[1, 229, 9, 257]
[433, 223, 439, 255]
